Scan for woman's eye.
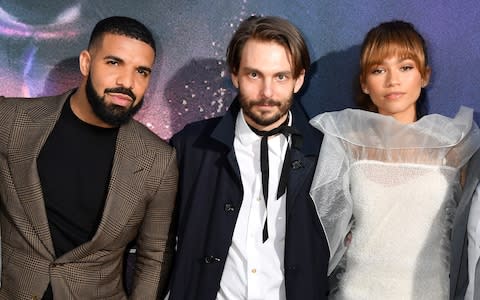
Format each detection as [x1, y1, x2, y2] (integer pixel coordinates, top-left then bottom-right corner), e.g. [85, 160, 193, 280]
[400, 65, 414, 71]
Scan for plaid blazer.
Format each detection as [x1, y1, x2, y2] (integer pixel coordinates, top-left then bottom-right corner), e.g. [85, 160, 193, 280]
[0, 90, 177, 299]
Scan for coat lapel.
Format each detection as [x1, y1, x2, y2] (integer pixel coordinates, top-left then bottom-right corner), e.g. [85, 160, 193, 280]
[8, 92, 70, 257]
[211, 98, 242, 188]
[286, 149, 315, 216]
[208, 97, 321, 219]
[285, 100, 322, 217]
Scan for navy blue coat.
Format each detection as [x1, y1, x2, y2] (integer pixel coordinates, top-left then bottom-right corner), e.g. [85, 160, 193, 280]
[167, 98, 330, 299]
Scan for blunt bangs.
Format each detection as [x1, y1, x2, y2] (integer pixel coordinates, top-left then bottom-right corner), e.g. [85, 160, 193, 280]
[360, 29, 428, 81]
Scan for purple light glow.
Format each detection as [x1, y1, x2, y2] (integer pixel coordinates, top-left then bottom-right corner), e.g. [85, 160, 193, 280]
[0, 5, 81, 39]
[0, 26, 79, 39]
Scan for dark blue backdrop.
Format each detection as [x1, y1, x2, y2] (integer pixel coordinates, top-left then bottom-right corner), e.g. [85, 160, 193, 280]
[1, 0, 479, 138]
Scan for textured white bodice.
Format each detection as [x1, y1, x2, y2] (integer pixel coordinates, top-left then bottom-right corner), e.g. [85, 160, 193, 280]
[309, 107, 480, 299]
[336, 161, 454, 299]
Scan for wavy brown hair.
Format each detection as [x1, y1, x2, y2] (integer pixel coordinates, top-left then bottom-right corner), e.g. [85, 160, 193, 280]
[226, 15, 310, 79]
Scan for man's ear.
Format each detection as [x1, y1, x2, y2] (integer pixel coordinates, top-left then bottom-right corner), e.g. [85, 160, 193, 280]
[79, 50, 91, 77]
[293, 69, 305, 93]
[231, 73, 239, 89]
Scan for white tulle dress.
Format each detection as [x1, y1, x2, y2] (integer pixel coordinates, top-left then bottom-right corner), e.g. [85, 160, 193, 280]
[309, 107, 480, 299]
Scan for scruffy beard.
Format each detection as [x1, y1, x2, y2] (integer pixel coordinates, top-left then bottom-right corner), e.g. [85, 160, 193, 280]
[239, 92, 292, 127]
[85, 75, 143, 127]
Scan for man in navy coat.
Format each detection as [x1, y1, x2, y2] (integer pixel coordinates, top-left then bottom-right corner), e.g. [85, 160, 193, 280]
[167, 15, 330, 299]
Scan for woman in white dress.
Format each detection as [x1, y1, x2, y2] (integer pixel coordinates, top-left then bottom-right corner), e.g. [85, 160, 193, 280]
[310, 20, 480, 299]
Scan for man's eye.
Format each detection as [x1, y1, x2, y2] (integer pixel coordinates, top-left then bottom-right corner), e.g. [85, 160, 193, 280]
[138, 69, 150, 77]
[249, 72, 258, 78]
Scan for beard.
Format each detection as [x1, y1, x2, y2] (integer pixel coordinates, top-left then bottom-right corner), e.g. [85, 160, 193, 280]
[85, 75, 143, 127]
[239, 92, 293, 127]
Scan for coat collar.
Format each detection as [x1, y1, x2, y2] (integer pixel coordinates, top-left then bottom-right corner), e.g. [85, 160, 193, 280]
[208, 96, 322, 215]
[210, 97, 240, 150]
[210, 96, 322, 156]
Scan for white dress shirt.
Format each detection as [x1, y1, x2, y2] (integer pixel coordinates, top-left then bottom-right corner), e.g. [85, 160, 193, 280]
[216, 110, 290, 300]
[466, 183, 480, 300]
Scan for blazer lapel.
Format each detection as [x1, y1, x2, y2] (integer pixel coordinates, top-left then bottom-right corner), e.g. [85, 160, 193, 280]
[97, 120, 150, 238]
[8, 93, 70, 257]
[59, 120, 151, 261]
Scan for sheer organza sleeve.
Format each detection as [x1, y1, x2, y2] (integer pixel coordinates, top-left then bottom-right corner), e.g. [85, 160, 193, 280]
[309, 106, 480, 275]
[309, 129, 353, 274]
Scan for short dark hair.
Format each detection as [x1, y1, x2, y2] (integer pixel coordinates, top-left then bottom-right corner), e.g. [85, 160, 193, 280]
[226, 15, 310, 78]
[88, 16, 156, 55]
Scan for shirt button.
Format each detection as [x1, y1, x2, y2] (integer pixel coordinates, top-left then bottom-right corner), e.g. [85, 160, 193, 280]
[251, 268, 257, 274]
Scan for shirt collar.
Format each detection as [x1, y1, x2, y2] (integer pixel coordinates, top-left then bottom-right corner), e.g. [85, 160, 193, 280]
[235, 109, 292, 155]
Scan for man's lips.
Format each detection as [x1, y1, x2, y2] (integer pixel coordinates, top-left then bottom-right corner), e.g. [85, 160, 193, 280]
[108, 93, 133, 107]
[253, 100, 280, 108]
[257, 103, 276, 107]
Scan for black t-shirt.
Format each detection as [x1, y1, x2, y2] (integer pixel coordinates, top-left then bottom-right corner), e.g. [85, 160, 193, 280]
[37, 97, 118, 258]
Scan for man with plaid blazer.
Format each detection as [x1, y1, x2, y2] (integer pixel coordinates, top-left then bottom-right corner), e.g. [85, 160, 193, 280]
[0, 16, 177, 299]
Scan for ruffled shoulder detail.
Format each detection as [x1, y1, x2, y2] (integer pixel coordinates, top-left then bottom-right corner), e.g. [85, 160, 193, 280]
[310, 106, 474, 150]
